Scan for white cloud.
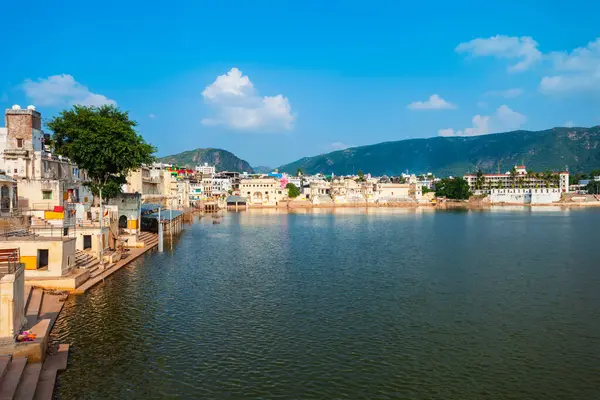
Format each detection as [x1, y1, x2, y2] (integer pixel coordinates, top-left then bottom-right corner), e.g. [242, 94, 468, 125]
[539, 37, 600, 95]
[438, 105, 526, 137]
[22, 74, 116, 107]
[495, 105, 527, 130]
[564, 121, 575, 128]
[148, 113, 156, 119]
[407, 94, 456, 110]
[456, 35, 542, 72]
[484, 88, 524, 98]
[201, 68, 294, 131]
[438, 115, 490, 137]
[328, 142, 354, 151]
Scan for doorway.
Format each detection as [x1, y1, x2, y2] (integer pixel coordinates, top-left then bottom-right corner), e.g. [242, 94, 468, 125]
[37, 249, 49, 269]
[83, 235, 92, 250]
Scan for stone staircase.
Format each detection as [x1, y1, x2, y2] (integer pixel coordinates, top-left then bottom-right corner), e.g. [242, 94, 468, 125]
[138, 232, 159, 248]
[0, 345, 69, 400]
[0, 287, 70, 399]
[74, 251, 105, 280]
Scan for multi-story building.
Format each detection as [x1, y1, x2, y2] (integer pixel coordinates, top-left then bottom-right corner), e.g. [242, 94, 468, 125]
[195, 163, 216, 177]
[189, 179, 203, 203]
[0, 105, 93, 213]
[239, 178, 288, 206]
[463, 165, 569, 194]
[211, 178, 232, 196]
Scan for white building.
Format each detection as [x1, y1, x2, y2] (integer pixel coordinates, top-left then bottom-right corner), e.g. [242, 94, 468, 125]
[211, 178, 232, 196]
[0, 105, 93, 213]
[239, 178, 288, 206]
[195, 163, 216, 177]
[464, 165, 569, 195]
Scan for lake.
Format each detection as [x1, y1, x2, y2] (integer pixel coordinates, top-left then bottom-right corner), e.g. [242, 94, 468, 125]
[51, 208, 600, 399]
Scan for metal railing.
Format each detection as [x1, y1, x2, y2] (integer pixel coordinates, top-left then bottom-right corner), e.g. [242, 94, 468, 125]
[0, 248, 20, 275]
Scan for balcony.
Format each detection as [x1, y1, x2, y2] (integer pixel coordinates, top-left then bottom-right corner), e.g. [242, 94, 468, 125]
[142, 176, 161, 184]
[0, 248, 20, 275]
[4, 149, 29, 159]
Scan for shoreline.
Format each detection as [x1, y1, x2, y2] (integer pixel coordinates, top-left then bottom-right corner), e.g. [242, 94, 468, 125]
[234, 200, 600, 211]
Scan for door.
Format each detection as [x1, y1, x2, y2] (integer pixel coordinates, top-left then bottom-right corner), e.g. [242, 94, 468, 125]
[83, 235, 92, 250]
[38, 249, 49, 269]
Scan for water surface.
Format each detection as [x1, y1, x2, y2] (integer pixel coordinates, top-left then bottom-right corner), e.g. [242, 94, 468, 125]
[52, 208, 600, 399]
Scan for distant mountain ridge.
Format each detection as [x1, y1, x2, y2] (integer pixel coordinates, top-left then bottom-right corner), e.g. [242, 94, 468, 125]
[158, 148, 253, 173]
[279, 127, 600, 176]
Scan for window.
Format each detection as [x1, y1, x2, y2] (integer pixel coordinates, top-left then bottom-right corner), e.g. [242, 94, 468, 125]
[16, 139, 23, 148]
[42, 190, 52, 200]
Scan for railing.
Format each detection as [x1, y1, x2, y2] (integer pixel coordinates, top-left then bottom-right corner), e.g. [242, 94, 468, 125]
[28, 225, 77, 238]
[0, 248, 20, 275]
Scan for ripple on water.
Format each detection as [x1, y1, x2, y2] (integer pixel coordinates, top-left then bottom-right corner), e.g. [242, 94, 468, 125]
[52, 210, 600, 399]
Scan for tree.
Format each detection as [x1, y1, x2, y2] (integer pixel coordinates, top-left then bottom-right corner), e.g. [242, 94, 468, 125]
[475, 169, 485, 190]
[509, 167, 517, 188]
[285, 183, 300, 198]
[434, 177, 472, 200]
[48, 105, 155, 202]
[586, 180, 600, 194]
[296, 168, 304, 177]
[357, 170, 365, 182]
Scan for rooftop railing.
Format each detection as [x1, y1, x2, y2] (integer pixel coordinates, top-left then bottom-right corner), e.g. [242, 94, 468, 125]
[0, 248, 20, 275]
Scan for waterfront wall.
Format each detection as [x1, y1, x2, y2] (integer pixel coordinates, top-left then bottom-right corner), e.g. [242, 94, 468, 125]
[489, 188, 561, 204]
[0, 264, 25, 338]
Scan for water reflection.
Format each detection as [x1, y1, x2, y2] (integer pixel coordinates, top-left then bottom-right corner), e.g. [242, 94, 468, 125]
[53, 209, 600, 399]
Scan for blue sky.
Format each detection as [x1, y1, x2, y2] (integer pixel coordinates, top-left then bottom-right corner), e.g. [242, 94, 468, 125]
[1, 0, 599, 167]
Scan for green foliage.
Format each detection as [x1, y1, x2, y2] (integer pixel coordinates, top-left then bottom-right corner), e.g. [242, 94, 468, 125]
[475, 169, 485, 190]
[296, 168, 304, 177]
[159, 148, 253, 172]
[279, 127, 600, 176]
[586, 180, 600, 194]
[422, 186, 433, 194]
[357, 170, 365, 182]
[84, 176, 126, 200]
[48, 105, 155, 201]
[286, 183, 300, 198]
[435, 177, 472, 200]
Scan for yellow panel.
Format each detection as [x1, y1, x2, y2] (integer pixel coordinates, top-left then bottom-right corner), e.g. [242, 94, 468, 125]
[128, 220, 138, 229]
[63, 192, 68, 200]
[21, 256, 37, 270]
[44, 211, 64, 220]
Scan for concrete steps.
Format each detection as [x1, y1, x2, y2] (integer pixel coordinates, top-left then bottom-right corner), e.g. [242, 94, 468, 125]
[13, 363, 42, 400]
[138, 232, 159, 247]
[23, 287, 33, 315]
[32, 345, 69, 400]
[0, 357, 27, 400]
[74, 251, 100, 270]
[0, 345, 70, 400]
[25, 290, 44, 330]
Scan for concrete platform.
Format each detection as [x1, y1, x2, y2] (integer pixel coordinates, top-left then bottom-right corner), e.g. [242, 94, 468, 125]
[74, 238, 158, 294]
[25, 269, 90, 291]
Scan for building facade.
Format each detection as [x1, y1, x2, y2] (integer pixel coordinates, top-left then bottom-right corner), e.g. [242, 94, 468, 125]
[464, 165, 569, 195]
[240, 178, 288, 206]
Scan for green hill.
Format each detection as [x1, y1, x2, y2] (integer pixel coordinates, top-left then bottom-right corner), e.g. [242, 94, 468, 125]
[279, 127, 600, 176]
[158, 148, 253, 173]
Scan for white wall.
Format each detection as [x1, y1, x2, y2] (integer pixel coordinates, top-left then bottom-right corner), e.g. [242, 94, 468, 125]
[489, 188, 561, 204]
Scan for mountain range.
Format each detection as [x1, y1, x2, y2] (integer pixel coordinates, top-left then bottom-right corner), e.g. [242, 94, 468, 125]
[158, 126, 600, 176]
[279, 126, 600, 176]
